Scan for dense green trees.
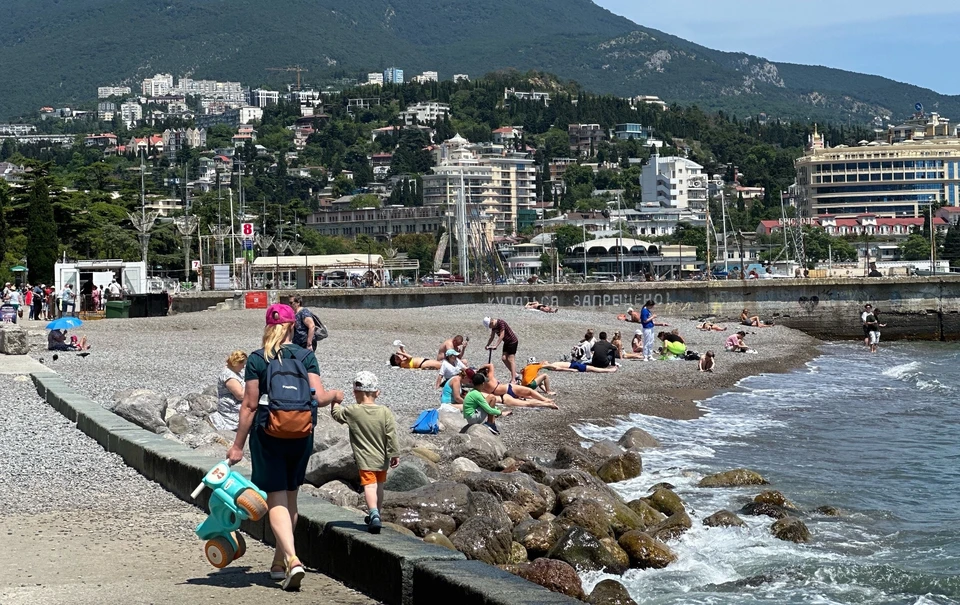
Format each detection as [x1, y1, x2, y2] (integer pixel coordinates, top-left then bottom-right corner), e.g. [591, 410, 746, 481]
[25, 178, 59, 283]
[941, 226, 960, 266]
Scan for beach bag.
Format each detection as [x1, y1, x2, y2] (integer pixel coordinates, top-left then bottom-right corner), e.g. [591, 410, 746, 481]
[411, 409, 440, 434]
[571, 342, 590, 361]
[684, 350, 701, 361]
[253, 347, 316, 439]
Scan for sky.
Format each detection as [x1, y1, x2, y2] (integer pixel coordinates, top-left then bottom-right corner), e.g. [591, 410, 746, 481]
[595, 0, 960, 96]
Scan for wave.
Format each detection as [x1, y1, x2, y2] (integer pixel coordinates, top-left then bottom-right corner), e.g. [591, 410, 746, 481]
[880, 361, 953, 394]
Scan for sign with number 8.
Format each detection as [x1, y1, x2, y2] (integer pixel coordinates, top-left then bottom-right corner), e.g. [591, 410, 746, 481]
[241, 223, 254, 238]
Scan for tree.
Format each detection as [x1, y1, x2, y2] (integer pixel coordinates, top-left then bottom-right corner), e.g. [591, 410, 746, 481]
[941, 225, 960, 266]
[552, 224, 588, 255]
[331, 175, 354, 198]
[900, 233, 931, 261]
[349, 194, 381, 209]
[0, 186, 8, 271]
[26, 178, 59, 284]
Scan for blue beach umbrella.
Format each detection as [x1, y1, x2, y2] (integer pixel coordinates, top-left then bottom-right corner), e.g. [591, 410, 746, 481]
[46, 317, 84, 331]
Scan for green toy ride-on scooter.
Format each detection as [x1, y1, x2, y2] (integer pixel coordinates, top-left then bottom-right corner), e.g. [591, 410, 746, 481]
[191, 461, 268, 568]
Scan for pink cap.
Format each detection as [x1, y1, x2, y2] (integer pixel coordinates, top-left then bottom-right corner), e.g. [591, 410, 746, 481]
[265, 303, 295, 325]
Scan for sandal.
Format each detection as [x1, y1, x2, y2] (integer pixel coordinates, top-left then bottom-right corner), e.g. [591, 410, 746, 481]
[282, 556, 305, 591]
[270, 556, 285, 581]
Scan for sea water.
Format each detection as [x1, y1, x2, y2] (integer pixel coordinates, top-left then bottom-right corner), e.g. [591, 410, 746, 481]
[574, 342, 960, 604]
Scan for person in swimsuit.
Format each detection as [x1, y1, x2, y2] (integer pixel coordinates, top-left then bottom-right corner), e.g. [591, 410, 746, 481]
[525, 300, 559, 313]
[540, 360, 618, 374]
[697, 322, 726, 331]
[519, 357, 556, 396]
[484, 317, 519, 383]
[436, 334, 468, 362]
[473, 364, 557, 409]
[622, 329, 647, 360]
[740, 308, 772, 327]
[699, 350, 716, 372]
[617, 307, 642, 323]
[389, 348, 443, 370]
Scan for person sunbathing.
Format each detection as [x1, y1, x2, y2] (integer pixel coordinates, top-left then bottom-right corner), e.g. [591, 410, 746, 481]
[697, 322, 726, 332]
[470, 365, 558, 409]
[617, 307, 642, 322]
[540, 360, 618, 374]
[740, 308, 773, 328]
[525, 300, 559, 313]
[389, 344, 443, 370]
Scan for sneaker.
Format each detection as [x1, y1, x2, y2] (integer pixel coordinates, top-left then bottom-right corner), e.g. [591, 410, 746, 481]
[281, 557, 305, 591]
[483, 421, 500, 436]
[367, 511, 382, 534]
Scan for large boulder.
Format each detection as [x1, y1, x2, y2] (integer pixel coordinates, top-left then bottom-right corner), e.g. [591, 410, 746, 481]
[450, 456, 483, 476]
[513, 518, 564, 558]
[754, 490, 799, 511]
[165, 413, 191, 435]
[588, 579, 638, 605]
[625, 499, 667, 530]
[617, 531, 676, 569]
[0, 325, 29, 355]
[304, 439, 359, 486]
[547, 527, 628, 574]
[502, 501, 532, 526]
[538, 483, 557, 516]
[553, 444, 602, 472]
[467, 491, 513, 532]
[589, 440, 623, 460]
[518, 460, 559, 485]
[739, 502, 791, 520]
[384, 482, 471, 524]
[381, 507, 457, 537]
[596, 451, 643, 484]
[309, 480, 362, 508]
[182, 392, 218, 417]
[698, 468, 769, 488]
[550, 469, 605, 494]
[771, 517, 811, 543]
[451, 516, 513, 565]
[648, 511, 692, 542]
[446, 424, 507, 470]
[557, 486, 645, 537]
[383, 459, 431, 492]
[815, 505, 843, 517]
[423, 532, 457, 551]
[111, 389, 168, 433]
[438, 405, 467, 433]
[641, 487, 686, 517]
[599, 537, 631, 571]
[509, 541, 528, 564]
[504, 558, 585, 600]
[703, 510, 746, 528]
[556, 499, 613, 540]
[461, 471, 547, 517]
[618, 427, 660, 450]
[410, 446, 442, 464]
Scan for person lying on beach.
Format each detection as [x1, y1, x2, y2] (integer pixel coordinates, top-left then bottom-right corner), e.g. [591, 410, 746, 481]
[471, 365, 558, 408]
[389, 348, 443, 370]
[525, 300, 559, 313]
[699, 350, 716, 372]
[436, 334, 468, 362]
[724, 331, 755, 353]
[541, 360, 618, 374]
[740, 308, 773, 328]
[697, 322, 726, 332]
[617, 307, 642, 323]
[519, 357, 556, 396]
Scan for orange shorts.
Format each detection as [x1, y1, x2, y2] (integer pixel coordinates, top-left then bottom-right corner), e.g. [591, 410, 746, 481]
[359, 469, 387, 486]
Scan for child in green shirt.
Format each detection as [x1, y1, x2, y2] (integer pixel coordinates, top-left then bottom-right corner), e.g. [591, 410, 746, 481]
[463, 373, 512, 435]
[331, 371, 400, 533]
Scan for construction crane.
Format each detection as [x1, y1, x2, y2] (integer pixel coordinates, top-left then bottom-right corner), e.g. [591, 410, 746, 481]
[267, 65, 309, 91]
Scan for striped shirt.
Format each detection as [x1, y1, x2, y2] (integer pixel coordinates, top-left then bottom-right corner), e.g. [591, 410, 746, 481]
[497, 320, 518, 345]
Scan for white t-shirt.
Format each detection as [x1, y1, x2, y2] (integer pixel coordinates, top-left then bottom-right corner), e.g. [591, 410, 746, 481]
[108, 283, 121, 296]
[439, 358, 466, 382]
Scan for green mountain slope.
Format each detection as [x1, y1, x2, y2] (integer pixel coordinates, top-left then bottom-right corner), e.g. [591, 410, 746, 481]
[1, 0, 957, 123]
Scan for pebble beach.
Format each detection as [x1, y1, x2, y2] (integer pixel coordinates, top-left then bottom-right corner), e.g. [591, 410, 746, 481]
[24, 303, 821, 451]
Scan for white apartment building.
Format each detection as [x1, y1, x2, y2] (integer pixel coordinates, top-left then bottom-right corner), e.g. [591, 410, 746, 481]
[412, 71, 439, 83]
[383, 68, 404, 84]
[366, 73, 384, 85]
[239, 106, 264, 124]
[640, 152, 707, 209]
[175, 78, 243, 97]
[141, 74, 174, 97]
[422, 135, 536, 237]
[399, 102, 450, 126]
[250, 89, 280, 107]
[0, 124, 36, 136]
[453, 74, 470, 83]
[97, 102, 116, 121]
[504, 88, 550, 105]
[795, 120, 960, 217]
[98, 86, 132, 99]
[119, 102, 143, 128]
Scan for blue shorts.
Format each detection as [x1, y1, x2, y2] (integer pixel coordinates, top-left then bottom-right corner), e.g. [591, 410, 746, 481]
[570, 361, 587, 372]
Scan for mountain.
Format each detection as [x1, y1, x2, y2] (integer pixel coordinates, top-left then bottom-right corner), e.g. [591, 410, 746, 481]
[2, 0, 958, 124]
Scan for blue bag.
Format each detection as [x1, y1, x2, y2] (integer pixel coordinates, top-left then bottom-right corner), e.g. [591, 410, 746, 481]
[411, 409, 440, 434]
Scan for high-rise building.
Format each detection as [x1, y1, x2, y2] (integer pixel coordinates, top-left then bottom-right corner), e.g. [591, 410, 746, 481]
[250, 89, 280, 107]
[98, 86, 132, 99]
[640, 151, 707, 211]
[119, 101, 143, 128]
[422, 134, 536, 237]
[795, 116, 960, 217]
[383, 67, 404, 84]
[366, 72, 384, 85]
[141, 74, 174, 97]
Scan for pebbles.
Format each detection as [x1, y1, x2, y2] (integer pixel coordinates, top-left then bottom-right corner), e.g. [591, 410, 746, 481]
[31, 304, 819, 453]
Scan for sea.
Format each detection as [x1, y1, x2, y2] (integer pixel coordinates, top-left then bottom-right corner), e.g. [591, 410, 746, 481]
[574, 341, 960, 605]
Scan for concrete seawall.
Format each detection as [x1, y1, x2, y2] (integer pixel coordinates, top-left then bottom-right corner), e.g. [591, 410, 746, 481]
[30, 373, 579, 605]
[174, 276, 960, 340]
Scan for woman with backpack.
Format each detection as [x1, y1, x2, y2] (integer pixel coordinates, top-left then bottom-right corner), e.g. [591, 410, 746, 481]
[289, 296, 326, 351]
[227, 304, 344, 591]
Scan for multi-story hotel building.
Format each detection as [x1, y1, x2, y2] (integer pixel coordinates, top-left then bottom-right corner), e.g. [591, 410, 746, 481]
[795, 115, 960, 217]
[421, 134, 536, 237]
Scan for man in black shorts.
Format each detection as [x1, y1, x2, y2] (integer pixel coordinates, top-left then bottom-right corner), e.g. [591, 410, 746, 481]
[861, 304, 873, 347]
[484, 317, 519, 383]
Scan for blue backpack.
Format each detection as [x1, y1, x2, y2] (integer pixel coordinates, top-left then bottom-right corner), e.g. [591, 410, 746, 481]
[253, 346, 317, 439]
[411, 409, 440, 434]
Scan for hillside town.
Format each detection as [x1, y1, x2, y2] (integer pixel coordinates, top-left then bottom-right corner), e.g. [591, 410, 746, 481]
[1, 67, 958, 291]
